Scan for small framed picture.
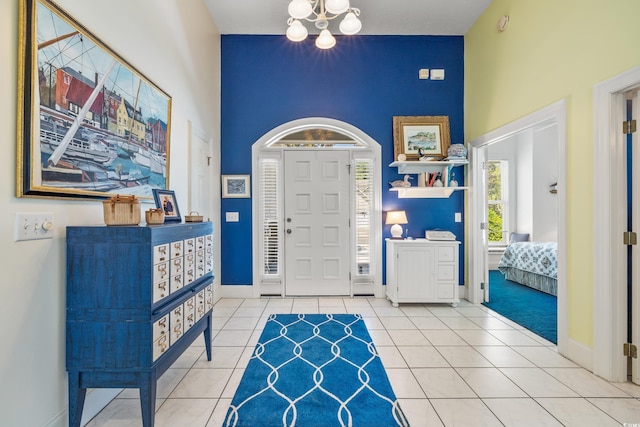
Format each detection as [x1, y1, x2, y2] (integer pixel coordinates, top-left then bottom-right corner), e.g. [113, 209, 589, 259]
[222, 175, 251, 198]
[393, 116, 451, 160]
[153, 189, 181, 222]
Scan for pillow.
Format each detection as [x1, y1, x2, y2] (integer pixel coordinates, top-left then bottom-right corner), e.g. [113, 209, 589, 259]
[509, 233, 530, 243]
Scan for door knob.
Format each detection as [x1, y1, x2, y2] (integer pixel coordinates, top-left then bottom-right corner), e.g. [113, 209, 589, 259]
[286, 229, 292, 234]
[287, 218, 292, 223]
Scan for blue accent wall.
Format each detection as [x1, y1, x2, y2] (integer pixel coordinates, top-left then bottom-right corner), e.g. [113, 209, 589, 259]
[221, 35, 465, 285]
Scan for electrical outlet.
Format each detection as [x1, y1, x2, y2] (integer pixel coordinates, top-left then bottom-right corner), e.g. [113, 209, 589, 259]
[15, 212, 54, 241]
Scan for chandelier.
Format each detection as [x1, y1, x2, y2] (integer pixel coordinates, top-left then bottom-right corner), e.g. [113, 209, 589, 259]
[286, 0, 362, 49]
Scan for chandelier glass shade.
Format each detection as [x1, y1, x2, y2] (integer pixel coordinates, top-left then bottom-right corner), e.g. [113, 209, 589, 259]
[286, 0, 361, 49]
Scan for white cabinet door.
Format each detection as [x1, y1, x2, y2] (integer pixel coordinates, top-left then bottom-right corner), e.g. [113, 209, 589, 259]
[396, 245, 435, 300]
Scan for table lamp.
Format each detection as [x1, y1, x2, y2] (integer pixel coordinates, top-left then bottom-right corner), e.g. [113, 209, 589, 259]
[385, 210, 408, 239]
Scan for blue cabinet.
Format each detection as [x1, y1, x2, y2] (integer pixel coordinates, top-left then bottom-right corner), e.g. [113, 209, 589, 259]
[66, 222, 214, 427]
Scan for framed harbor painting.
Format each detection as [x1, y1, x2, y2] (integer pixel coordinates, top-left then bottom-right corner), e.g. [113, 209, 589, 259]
[16, 0, 172, 200]
[393, 116, 450, 161]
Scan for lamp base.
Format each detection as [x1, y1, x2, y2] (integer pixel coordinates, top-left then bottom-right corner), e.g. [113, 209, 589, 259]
[390, 223, 404, 239]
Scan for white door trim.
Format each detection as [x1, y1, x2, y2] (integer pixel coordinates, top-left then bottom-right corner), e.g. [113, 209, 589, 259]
[251, 117, 383, 298]
[593, 65, 640, 381]
[468, 99, 568, 355]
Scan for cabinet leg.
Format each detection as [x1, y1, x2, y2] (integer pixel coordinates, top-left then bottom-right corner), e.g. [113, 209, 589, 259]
[68, 372, 86, 427]
[140, 373, 157, 427]
[204, 313, 212, 361]
[450, 303, 458, 308]
[391, 301, 399, 308]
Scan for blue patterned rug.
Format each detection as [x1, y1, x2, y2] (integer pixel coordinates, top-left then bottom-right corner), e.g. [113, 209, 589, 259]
[223, 314, 409, 427]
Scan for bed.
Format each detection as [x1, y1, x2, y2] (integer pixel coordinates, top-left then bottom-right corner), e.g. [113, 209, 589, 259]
[498, 241, 558, 296]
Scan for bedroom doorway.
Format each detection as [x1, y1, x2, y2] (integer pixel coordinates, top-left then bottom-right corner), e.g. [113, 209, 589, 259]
[468, 99, 568, 351]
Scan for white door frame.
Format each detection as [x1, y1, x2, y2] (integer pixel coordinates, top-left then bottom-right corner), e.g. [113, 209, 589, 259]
[251, 117, 383, 298]
[468, 99, 568, 355]
[593, 65, 640, 381]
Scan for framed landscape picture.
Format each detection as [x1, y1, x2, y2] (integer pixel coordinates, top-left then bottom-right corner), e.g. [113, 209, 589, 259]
[222, 175, 250, 198]
[16, 0, 172, 200]
[393, 116, 450, 161]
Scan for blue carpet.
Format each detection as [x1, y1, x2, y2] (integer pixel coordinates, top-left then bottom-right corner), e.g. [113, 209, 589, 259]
[483, 270, 557, 344]
[223, 314, 409, 427]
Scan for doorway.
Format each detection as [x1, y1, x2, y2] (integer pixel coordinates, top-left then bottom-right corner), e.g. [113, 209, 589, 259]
[468, 99, 568, 353]
[284, 150, 351, 296]
[593, 66, 640, 382]
[250, 118, 383, 298]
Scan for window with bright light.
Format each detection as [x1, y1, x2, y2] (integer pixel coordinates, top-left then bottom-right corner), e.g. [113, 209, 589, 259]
[488, 160, 509, 245]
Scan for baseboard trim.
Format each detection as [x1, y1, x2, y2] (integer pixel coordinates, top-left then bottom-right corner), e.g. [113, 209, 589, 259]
[565, 338, 594, 372]
[221, 284, 255, 299]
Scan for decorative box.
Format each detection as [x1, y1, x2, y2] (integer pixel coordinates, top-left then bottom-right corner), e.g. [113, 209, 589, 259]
[103, 195, 141, 226]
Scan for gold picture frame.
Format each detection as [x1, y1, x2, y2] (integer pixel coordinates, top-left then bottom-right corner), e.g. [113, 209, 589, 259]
[393, 116, 450, 161]
[17, 0, 172, 200]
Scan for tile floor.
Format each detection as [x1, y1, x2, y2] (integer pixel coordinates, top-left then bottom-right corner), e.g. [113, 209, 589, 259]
[86, 297, 640, 427]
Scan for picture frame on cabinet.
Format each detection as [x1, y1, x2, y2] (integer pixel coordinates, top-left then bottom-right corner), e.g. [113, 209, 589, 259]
[222, 175, 251, 198]
[393, 116, 450, 161]
[16, 0, 172, 200]
[153, 189, 181, 222]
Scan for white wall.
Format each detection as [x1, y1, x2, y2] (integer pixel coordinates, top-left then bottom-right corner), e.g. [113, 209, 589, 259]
[531, 122, 559, 242]
[0, 2, 220, 426]
[487, 124, 558, 243]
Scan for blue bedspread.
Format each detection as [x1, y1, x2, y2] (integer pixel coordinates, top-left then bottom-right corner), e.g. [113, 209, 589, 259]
[498, 241, 557, 280]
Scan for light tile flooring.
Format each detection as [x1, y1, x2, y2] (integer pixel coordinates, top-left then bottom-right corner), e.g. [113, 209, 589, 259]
[86, 297, 640, 427]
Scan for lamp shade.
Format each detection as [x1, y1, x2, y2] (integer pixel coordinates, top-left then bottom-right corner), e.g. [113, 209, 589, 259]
[339, 11, 361, 35]
[385, 210, 408, 225]
[325, 0, 350, 15]
[288, 0, 313, 19]
[315, 29, 336, 49]
[286, 19, 308, 42]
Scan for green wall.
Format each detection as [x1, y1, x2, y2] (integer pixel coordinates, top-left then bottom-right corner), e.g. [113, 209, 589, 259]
[465, 0, 640, 347]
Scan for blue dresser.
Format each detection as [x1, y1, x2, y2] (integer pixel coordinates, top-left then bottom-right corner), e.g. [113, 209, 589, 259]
[66, 222, 214, 427]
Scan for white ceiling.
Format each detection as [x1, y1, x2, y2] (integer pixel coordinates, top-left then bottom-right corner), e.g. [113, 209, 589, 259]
[204, 0, 492, 36]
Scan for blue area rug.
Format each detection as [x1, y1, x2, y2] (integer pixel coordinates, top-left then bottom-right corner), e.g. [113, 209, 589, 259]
[223, 314, 409, 427]
[484, 270, 557, 344]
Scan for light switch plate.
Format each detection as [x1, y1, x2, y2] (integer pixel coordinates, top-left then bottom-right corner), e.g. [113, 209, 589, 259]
[226, 212, 239, 222]
[15, 212, 54, 241]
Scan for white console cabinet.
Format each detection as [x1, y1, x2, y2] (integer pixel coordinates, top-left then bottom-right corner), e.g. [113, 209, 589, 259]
[385, 239, 460, 307]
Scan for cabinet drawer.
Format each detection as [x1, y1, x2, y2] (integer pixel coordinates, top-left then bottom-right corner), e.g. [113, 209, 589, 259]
[153, 314, 169, 342]
[153, 279, 169, 303]
[205, 234, 213, 247]
[152, 333, 169, 361]
[437, 264, 455, 281]
[195, 290, 206, 322]
[205, 285, 213, 312]
[437, 283, 454, 299]
[184, 238, 196, 254]
[153, 244, 170, 264]
[170, 240, 183, 259]
[437, 246, 456, 263]
[184, 297, 196, 331]
[170, 305, 184, 345]
[196, 235, 206, 251]
[153, 261, 169, 284]
[196, 250, 205, 279]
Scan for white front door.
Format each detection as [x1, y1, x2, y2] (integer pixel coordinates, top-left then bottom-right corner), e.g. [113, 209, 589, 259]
[284, 150, 351, 296]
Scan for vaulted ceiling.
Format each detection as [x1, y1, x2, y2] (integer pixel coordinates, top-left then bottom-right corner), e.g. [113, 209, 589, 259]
[204, 0, 492, 36]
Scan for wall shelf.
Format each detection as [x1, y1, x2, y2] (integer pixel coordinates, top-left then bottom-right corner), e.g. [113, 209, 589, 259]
[389, 160, 468, 198]
[389, 160, 468, 174]
[390, 186, 468, 198]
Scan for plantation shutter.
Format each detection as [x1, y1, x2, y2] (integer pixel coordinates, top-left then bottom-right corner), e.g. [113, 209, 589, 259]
[354, 158, 373, 276]
[260, 157, 281, 278]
